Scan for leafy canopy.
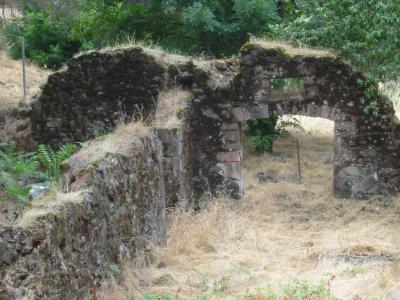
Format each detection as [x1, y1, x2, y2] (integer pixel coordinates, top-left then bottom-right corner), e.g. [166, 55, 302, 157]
[275, 0, 400, 79]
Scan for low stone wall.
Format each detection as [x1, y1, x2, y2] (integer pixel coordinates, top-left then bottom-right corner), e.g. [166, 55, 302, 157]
[0, 134, 166, 299]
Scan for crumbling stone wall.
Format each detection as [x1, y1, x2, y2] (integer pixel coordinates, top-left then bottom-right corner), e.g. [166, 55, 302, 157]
[29, 43, 400, 201]
[2, 40, 399, 299]
[0, 134, 166, 299]
[31, 48, 165, 148]
[156, 126, 192, 207]
[228, 45, 400, 199]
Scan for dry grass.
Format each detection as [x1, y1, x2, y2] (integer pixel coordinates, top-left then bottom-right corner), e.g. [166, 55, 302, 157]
[153, 88, 192, 129]
[250, 37, 337, 58]
[0, 50, 50, 111]
[104, 116, 400, 300]
[16, 190, 86, 229]
[75, 37, 212, 69]
[66, 121, 150, 181]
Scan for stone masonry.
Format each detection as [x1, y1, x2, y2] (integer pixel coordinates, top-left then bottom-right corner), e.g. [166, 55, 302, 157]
[1, 41, 399, 299]
[29, 43, 400, 200]
[0, 133, 166, 299]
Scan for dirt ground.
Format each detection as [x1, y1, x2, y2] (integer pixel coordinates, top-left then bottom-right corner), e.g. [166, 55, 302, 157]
[105, 116, 400, 300]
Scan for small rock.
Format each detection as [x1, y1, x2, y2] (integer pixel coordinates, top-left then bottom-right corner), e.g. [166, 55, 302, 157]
[256, 172, 273, 183]
[157, 261, 167, 269]
[153, 274, 175, 286]
[18, 180, 28, 187]
[28, 184, 50, 201]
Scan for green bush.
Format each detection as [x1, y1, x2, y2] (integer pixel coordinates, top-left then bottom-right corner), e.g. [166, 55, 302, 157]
[0, 144, 39, 205]
[4, 0, 279, 68]
[274, 0, 400, 79]
[246, 117, 278, 153]
[245, 116, 304, 153]
[282, 279, 332, 300]
[5, 7, 81, 68]
[0, 143, 77, 205]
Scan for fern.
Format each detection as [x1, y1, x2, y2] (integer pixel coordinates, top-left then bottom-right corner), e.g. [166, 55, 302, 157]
[37, 144, 77, 184]
[0, 142, 76, 205]
[0, 146, 38, 206]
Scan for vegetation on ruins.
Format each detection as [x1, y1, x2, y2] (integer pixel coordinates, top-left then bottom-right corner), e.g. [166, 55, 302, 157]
[0, 142, 77, 205]
[0, 143, 40, 205]
[0, 2, 399, 298]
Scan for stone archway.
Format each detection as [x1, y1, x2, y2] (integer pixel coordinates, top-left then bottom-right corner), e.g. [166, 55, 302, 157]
[190, 43, 400, 200]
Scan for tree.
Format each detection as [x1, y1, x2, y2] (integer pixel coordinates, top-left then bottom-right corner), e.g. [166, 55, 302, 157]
[276, 0, 400, 79]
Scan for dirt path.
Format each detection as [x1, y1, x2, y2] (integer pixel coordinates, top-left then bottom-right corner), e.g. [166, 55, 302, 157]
[106, 117, 400, 299]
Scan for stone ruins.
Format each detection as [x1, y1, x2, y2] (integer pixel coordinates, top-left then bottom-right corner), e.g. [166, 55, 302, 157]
[1, 41, 399, 299]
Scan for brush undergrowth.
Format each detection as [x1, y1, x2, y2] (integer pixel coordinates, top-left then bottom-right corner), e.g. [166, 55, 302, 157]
[0, 143, 77, 205]
[134, 278, 335, 300]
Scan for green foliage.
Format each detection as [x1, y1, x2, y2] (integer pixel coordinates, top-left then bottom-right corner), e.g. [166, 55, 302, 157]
[275, 0, 400, 79]
[0, 143, 77, 205]
[212, 275, 230, 294]
[270, 78, 304, 91]
[4, 0, 278, 67]
[5, 7, 81, 68]
[37, 143, 77, 185]
[0, 144, 39, 205]
[282, 279, 332, 300]
[71, 0, 279, 57]
[108, 263, 122, 274]
[246, 116, 303, 153]
[356, 77, 392, 122]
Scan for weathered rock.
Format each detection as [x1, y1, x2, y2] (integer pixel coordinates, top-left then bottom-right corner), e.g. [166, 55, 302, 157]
[28, 184, 50, 201]
[0, 134, 167, 299]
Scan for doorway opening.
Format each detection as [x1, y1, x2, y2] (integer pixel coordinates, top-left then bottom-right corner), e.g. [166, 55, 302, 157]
[242, 115, 335, 196]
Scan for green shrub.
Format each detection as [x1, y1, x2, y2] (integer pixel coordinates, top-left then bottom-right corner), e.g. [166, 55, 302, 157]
[245, 116, 304, 153]
[275, 0, 400, 79]
[0, 143, 77, 205]
[0, 144, 39, 205]
[5, 7, 81, 68]
[245, 117, 278, 153]
[282, 279, 332, 300]
[4, 0, 279, 67]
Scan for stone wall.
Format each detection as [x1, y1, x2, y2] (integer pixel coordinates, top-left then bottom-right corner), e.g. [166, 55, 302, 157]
[188, 44, 400, 199]
[28, 43, 400, 201]
[31, 48, 165, 148]
[2, 40, 399, 299]
[0, 134, 166, 299]
[156, 126, 192, 208]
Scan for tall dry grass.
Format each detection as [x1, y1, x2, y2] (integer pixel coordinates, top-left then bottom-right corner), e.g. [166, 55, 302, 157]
[103, 116, 400, 300]
[0, 49, 50, 110]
